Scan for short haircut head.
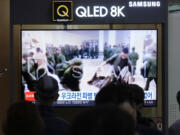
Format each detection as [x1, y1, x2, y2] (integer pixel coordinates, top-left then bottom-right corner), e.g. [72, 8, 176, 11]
[132, 47, 135, 51]
[22, 53, 28, 59]
[36, 47, 41, 52]
[70, 105, 135, 135]
[95, 82, 135, 108]
[36, 74, 59, 103]
[122, 47, 129, 54]
[29, 52, 34, 56]
[177, 90, 180, 106]
[3, 101, 44, 135]
[129, 84, 145, 107]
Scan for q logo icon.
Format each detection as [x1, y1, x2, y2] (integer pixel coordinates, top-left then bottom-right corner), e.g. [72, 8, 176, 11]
[57, 5, 69, 17]
[53, 1, 73, 22]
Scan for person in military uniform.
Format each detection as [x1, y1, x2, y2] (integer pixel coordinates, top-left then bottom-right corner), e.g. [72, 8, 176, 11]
[84, 43, 90, 58]
[28, 51, 38, 78]
[73, 45, 79, 58]
[79, 45, 83, 59]
[46, 52, 56, 74]
[46, 52, 55, 67]
[22, 53, 37, 91]
[95, 44, 99, 58]
[103, 43, 114, 60]
[144, 50, 157, 91]
[56, 58, 83, 91]
[62, 45, 72, 61]
[88, 47, 133, 89]
[57, 49, 66, 64]
[54, 49, 66, 65]
[90, 45, 95, 59]
[54, 49, 67, 78]
[112, 47, 132, 83]
[129, 47, 139, 75]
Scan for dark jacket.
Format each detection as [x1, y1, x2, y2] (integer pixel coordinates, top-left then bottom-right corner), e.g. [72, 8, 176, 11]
[146, 57, 156, 78]
[38, 105, 70, 135]
[169, 119, 180, 135]
[137, 124, 163, 135]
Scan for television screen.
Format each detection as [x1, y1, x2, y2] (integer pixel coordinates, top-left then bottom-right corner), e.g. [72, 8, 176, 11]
[21, 30, 157, 106]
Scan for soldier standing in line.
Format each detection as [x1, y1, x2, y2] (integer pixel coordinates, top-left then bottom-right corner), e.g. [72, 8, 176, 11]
[46, 52, 55, 67]
[90, 44, 95, 59]
[56, 49, 66, 64]
[129, 47, 139, 75]
[95, 44, 99, 58]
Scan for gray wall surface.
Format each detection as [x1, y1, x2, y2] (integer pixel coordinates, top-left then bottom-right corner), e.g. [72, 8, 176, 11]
[168, 11, 180, 126]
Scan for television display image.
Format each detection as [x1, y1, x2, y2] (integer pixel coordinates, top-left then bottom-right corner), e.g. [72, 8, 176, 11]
[21, 30, 157, 106]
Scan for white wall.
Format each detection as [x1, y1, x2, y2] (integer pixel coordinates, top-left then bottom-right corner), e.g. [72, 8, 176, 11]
[116, 30, 130, 45]
[129, 30, 146, 73]
[51, 31, 99, 46]
[168, 11, 180, 126]
[22, 30, 99, 49]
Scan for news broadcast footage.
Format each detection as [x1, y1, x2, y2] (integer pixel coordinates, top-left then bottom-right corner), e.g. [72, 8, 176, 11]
[22, 30, 157, 106]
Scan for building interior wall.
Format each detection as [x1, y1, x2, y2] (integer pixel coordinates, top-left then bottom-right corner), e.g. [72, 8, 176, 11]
[168, 11, 180, 126]
[0, 0, 10, 135]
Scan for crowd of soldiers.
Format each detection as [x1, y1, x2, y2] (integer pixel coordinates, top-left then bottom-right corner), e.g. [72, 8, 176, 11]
[22, 39, 103, 92]
[22, 39, 156, 92]
[47, 43, 99, 61]
[22, 42, 139, 90]
[22, 46, 84, 91]
[103, 43, 125, 60]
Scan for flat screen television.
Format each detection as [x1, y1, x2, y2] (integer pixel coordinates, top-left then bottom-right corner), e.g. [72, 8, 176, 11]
[21, 30, 157, 106]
